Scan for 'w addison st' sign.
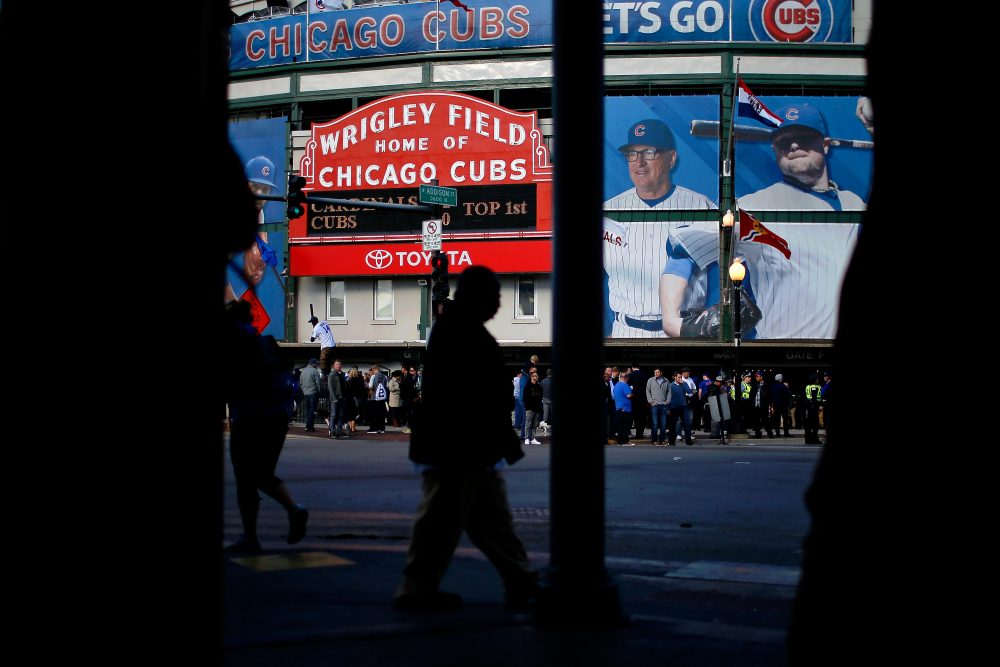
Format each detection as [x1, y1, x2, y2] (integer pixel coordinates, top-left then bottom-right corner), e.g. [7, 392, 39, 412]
[292, 91, 552, 239]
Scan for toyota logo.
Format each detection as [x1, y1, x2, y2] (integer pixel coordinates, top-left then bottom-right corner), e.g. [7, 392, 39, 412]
[365, 249, 393, 270]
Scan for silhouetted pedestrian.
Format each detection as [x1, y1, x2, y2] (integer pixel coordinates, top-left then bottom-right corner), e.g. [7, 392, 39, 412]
[223, 300, 308, 552]
[394, 266, 537, 611]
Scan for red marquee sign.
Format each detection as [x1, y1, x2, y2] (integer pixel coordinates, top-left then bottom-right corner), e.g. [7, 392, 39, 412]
[290, 91, 553, 276]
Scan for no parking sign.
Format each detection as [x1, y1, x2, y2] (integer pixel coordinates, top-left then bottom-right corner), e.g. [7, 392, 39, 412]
[422, 219, 442, 251]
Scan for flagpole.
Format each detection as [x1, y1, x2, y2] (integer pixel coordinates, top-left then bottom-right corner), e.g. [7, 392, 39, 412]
[724, 57, 740, 178]
[436, 0, 440, 51]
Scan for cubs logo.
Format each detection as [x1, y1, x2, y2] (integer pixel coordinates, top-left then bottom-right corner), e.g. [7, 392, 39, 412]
[749, 0, 835, 43]
[633, 124, 646, 138]
[261, 165, 270, 177]
[365, 249, 393, 270]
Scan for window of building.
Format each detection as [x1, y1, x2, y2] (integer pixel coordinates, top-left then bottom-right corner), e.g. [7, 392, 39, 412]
[515, 276, 535, 319]
[375, 279, 394, 320]
[327, 280, 346, 320]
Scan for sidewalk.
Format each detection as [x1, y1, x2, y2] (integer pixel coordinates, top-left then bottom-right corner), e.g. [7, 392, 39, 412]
[224, 425, 812, 666]
[224, 539, 793, 667]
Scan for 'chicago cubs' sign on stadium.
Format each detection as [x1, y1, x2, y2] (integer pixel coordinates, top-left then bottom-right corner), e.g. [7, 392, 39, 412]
[230, 0, 852, 70]
[289, 91, 553, 277]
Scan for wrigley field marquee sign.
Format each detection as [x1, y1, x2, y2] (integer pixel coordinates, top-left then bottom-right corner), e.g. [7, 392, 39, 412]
[289, 91, 553, 277]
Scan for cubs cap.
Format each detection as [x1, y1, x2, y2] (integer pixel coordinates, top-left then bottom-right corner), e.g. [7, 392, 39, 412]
[772, 104, 828, 139]
[618, 119, 676, 153]
[245, 155, 277, 189]
[308, 315, 319, 324]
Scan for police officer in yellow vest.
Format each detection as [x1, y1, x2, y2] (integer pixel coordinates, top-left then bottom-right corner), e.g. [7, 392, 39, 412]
[737, 373, 751, 433]
[803, 374, 823, 444]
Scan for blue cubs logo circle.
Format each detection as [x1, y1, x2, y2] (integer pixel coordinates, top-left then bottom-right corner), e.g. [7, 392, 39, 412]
[748, 0, 835, 43]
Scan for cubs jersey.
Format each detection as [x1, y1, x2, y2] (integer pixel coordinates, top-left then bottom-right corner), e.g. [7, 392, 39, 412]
[603, 218, 715, 338]
[603, 184, 715, 338]
[670, 222, 860, 339]
[604, 184, 715, 211]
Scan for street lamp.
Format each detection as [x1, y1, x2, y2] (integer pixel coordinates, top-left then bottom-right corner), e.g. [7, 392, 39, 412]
[720, 209, 736, 342]
[729, 257, 746, 432]
[729, 256, 746, 332]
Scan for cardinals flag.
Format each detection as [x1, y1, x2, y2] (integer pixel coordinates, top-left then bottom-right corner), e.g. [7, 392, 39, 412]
[738, 208, 791, 260]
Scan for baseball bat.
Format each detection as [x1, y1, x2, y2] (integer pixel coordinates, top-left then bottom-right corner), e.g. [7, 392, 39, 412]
[689, 120, 874, 149]
[310, 304, 315, 319]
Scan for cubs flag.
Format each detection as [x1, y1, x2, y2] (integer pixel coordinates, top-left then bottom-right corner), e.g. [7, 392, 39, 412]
[737, 79, 782, 129]
[738, 208, 791, 259]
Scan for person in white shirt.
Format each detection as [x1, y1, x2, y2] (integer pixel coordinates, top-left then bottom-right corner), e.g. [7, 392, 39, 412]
[308, 315, 336, 377]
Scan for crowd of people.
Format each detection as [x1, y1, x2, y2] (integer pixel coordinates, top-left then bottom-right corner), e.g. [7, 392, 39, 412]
[600, 365, 831, 446]
[290, 356, 831, 447]
[294, 360, 423, 438]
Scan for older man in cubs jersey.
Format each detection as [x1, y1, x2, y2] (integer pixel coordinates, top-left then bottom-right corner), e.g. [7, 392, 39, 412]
[603, 119, 715, 338]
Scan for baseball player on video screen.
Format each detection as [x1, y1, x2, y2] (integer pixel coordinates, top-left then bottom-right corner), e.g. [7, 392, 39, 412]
[603, 118, 716, 338]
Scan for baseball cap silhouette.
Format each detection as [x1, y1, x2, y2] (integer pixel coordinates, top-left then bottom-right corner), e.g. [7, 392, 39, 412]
[618, 119, 676, 152]
[308, 315, 319, 324]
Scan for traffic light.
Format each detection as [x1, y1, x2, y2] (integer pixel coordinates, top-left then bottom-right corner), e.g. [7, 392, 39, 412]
[431, 251, 450, 302]
[286, 174, 306, 219]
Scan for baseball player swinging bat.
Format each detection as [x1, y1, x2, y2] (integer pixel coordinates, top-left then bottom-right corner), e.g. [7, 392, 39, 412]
[689, 120, 874, 149]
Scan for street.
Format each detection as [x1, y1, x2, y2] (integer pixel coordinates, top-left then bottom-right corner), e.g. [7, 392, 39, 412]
[223, 432, 821, 665]
[226, 433, 817, 593]
[225, 431, 818, 563]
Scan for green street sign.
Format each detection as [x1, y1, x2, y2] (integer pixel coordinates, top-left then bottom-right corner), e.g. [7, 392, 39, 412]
[419, 184, 457, 207]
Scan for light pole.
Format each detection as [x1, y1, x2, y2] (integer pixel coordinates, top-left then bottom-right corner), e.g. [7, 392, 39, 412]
[729, 257, 745, 432]
[721, 209, 735, 344]
[729, 256, 745, 336]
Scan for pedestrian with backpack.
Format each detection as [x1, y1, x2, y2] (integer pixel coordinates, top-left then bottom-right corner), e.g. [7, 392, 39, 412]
[368, 365, 388, 434]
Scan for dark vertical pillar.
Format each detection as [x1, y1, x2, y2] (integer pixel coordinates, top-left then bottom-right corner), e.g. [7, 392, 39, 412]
[535, 0, 625, 626]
